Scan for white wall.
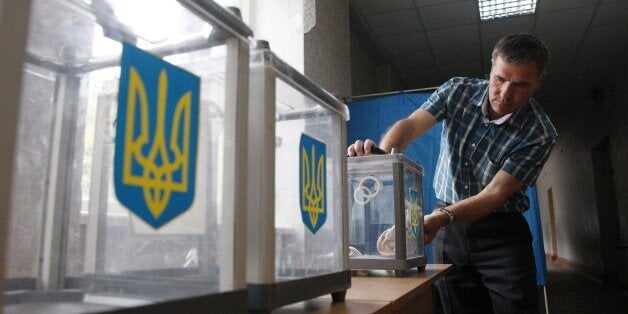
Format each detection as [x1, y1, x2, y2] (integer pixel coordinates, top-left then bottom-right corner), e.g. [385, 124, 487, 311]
[605, 53, 628, 286]
[303, 0, 350, 97]
[536, 51, 628, 286]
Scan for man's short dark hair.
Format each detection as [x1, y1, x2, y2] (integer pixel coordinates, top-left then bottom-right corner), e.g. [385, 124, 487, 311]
[492, 33, 549, 76]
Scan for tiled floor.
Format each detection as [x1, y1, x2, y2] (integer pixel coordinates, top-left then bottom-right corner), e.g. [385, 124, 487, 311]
[543, 261, 628, 313]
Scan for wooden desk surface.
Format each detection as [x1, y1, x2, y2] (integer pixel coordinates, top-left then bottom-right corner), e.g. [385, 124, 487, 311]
[274, 299, 392, 313]
[339, 264, 453, 303]
[275, 264, 453, 313]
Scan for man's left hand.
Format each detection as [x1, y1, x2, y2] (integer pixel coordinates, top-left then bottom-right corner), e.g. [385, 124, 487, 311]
[424, 211, 449, 244]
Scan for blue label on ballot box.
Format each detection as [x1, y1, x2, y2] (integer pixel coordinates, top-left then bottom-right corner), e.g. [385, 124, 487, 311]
[299, 133, 327, 234]
[114, 43, 200, 229]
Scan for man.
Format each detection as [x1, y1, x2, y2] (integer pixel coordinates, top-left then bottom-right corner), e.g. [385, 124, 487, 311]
[348, 33, 556, 313]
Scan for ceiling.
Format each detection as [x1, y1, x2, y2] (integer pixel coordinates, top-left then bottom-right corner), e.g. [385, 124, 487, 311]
[349, 0, 628, 116]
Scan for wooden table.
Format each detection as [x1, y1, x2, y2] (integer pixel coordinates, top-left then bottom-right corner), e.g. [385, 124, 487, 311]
[275, 264, 453, 313]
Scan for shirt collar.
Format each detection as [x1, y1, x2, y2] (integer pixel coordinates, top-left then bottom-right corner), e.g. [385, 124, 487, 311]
[482, 94, 513, 125]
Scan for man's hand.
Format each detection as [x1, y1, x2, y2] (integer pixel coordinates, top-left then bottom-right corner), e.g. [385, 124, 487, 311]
[347, 139, 386, 156]
[423, 171, 526, 244]
[347, 110, 437, 157]
[423, 210, 449, 245]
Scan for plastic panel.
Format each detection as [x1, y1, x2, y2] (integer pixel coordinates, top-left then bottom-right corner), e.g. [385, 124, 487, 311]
[6, 64, 56, 278]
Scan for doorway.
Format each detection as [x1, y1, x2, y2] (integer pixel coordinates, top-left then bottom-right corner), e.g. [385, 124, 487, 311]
[547, 187, 557, 261]
[591, 137, 620, 285]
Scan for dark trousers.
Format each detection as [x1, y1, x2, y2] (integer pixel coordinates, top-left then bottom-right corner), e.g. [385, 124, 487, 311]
[433, 208, 539, 314]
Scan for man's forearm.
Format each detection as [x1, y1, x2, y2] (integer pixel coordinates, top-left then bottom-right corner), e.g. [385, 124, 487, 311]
[443, 192, 503, 222]
[379, 119, 415, 152]
[380, 109, 437, 152]
[440, 170, 525, 223]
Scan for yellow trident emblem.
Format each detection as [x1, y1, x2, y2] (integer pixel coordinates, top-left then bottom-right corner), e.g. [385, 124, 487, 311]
[408, 188, 421, 236]
[299, 134, 327, 233]
[115, 43, 199, 229]
[122, 67, 191, 218]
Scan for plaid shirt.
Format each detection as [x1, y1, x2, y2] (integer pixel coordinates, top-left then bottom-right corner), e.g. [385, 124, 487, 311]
[420, 77, 557, 212]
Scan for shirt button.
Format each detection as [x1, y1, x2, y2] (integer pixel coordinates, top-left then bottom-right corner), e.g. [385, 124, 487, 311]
[484, 123, 489, 127]
[464, 162, 468, 166]
[471, 143, 476, 147]
[465, 185, 469, 189]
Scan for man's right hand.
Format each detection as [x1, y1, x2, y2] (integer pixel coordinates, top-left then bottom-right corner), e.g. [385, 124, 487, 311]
[347, 139, 388, 156]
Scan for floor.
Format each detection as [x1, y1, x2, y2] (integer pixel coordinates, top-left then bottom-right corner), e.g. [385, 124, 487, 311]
[433, 260, 628, 313]
[543, 261, 628, 313]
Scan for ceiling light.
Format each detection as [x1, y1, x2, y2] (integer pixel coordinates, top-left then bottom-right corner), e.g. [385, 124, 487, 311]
[479, 0, 537, 21]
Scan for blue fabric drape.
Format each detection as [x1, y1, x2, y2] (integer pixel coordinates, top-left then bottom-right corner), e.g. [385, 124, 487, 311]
[523, 186, 548, 285]
[346, 91, 547, 285]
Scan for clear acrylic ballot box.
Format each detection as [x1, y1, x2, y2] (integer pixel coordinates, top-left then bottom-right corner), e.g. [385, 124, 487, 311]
[347, 153, 427, 277]
[247, 41, 351, 311]
[4, 0, 252, 312]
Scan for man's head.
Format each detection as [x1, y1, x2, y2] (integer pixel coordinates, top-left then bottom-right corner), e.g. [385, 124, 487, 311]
[492, 33, 549, 76]
[488, 33, 549, 119]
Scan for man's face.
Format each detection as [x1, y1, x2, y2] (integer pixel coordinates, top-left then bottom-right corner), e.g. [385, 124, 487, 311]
[488, 55, 544, 119]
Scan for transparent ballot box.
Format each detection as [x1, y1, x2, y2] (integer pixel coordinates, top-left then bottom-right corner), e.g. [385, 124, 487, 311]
[4, 0, 252, 312]
[347, 153, 427, 277]
[247, 41, 351, 311]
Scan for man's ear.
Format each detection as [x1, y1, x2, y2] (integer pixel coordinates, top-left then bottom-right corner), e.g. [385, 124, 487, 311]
[537, 71, 547, 86]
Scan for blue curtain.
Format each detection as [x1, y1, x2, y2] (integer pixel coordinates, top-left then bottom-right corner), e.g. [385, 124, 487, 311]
[523, 186, 548, 285]
[347, 92, 547, 285]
